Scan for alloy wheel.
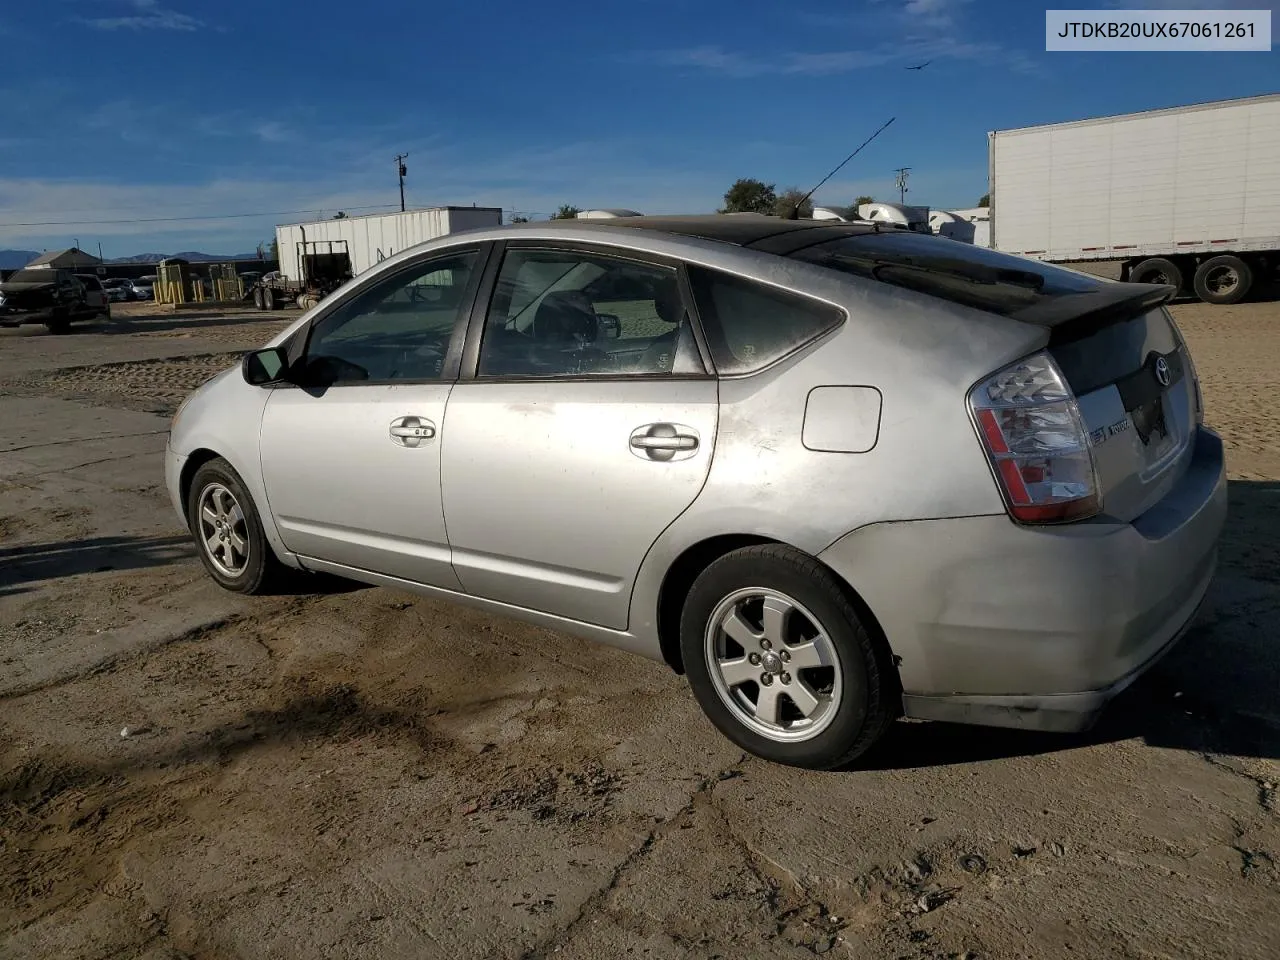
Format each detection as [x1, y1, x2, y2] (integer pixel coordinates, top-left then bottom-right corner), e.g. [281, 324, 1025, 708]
[704, 588, 843, 743]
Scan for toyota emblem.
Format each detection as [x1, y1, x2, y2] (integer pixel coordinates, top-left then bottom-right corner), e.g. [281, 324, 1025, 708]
[1154, 356, 1171, 388]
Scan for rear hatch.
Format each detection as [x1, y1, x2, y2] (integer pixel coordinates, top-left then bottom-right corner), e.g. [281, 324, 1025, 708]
[787, 231, 1197, 523]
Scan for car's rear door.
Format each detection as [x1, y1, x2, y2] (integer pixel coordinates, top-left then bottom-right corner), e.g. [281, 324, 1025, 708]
[440, 241, 718, 629]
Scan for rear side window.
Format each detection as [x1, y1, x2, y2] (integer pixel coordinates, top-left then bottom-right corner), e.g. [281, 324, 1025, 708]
[790, 232, 1101, 317]
[687, 266, 844, 375]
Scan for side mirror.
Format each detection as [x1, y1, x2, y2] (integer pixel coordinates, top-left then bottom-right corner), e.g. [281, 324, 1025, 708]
[596, 314, 622, 339]
[242, 346, 289, 385]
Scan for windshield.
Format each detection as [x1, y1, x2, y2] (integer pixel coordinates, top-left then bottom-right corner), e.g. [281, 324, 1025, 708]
[791, 232, 1103, 317]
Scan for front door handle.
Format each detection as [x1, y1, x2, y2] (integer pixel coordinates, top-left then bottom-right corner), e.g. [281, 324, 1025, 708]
[630, 423, 700, 462]
[389, 416, 436, 448]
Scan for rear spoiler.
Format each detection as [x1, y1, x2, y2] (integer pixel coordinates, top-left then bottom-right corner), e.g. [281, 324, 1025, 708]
[1014, 282, 1177, 345]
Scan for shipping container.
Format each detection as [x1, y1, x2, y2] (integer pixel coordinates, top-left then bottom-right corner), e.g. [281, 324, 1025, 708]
[989, 93, 1280, 303]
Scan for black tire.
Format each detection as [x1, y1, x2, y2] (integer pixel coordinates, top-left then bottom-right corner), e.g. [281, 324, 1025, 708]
[253, 286, 265, 310]
[1129, 257, 1183, 294]
[1193, 255, 1253, 305]
[262, 286, 277, 311]
[187, 457, 288, 595]
[679, 544, 898, 769]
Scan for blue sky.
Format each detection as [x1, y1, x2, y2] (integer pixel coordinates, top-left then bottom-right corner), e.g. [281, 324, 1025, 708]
[0, 0, 1276, 256]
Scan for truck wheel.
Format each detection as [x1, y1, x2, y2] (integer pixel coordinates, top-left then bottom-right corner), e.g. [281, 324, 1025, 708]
[262, 286, 277, 311]
[1130, 258, 1183, 293]
[1193, 256, 1253, 305]
[253, 287, 265, 310]
[679, 544, 899, 769]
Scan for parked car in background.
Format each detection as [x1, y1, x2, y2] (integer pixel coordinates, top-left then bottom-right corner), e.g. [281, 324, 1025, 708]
[75, 274, 111, 318]
[131, 277, 155, 301]
[103, 278, 134, 302]
[0, 268, 93, 332]
[166, 216, 1226, 769]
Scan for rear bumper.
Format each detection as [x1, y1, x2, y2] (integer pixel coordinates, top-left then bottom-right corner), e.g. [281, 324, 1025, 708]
[818, 427, 1227, 733]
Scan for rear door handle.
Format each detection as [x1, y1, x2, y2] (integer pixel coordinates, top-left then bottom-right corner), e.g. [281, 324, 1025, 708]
[630, 423, 700, 461]
[389, 416, 436, 448]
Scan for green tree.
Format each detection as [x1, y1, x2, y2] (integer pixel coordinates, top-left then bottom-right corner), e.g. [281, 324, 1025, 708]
[773, 187, 814, 220]
[267, 239, 278, 261]
[720, 178, 777, 214]
[977, 192, 990, 208]
[852, 195, 875, 210]
[550, 204, 581, 220]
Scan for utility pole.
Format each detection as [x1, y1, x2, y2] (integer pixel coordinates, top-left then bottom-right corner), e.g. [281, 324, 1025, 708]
[894, 167, 911, 203]
[394, 153, 408, 212]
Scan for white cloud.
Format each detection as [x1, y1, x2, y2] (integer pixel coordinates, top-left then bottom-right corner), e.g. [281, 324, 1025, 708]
[1112, 0, 1278, 11]
[635, 0, 1040, 77]
[891, 0, 973, 30]
[80, 0, 203, 32]
[640, 45, 897, 77]
[636, 33, 1039, 77]
[0, 142, 733, 251]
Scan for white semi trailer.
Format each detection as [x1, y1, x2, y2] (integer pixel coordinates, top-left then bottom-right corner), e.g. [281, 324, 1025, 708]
[989, 93, 1280, 304]
[256, 206, 503, 310]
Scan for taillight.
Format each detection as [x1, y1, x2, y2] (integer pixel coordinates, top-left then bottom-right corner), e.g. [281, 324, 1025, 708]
[969, 351, 1100, 524]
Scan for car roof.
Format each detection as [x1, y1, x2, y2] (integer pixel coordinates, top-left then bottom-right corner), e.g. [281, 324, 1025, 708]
[539, 214, 894, 254]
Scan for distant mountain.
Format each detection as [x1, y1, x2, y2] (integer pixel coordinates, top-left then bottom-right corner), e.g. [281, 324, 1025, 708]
[108, 251, 263, 264]
[0, 250, 40, 269]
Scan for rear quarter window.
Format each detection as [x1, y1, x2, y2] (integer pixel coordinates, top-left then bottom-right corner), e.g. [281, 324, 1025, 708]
[687, 265, 844, 375]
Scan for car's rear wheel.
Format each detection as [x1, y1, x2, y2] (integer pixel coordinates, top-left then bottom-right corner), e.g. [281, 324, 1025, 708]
[253, 286, 265, 309]
[262, 286, 277, 311]
[187, 457, 287, 595]
[679, 544, 898, 769]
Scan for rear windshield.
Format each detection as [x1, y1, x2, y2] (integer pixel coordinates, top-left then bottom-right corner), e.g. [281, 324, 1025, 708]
[790, 232, 1103, 316]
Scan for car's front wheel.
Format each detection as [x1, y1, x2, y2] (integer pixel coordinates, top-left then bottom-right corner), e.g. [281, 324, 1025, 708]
[187, 457, 287, 594]
[680, 545, 898, 769]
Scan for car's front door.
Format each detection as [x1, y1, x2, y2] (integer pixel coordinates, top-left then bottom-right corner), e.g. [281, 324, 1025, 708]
[259, 245, 485, 587]
[441, 243, 718, 629]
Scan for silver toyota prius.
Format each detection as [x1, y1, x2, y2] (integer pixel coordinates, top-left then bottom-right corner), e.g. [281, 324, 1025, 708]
[165, 216, 1226, 769]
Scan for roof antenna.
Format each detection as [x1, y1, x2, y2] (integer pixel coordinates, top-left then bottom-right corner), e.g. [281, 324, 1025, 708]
[786, 116, 896, 220]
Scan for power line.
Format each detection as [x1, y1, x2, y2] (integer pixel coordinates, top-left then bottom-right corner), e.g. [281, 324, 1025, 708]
[0, 205, 565, 230]
[0, 202, 406, 228]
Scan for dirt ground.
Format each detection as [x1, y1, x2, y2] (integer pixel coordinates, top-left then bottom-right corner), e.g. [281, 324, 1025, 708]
[0, 298, 1277, 960]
